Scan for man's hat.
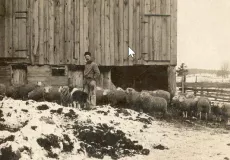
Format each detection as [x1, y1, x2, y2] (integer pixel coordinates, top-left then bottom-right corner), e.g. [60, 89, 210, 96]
[84, 52, 91, 56]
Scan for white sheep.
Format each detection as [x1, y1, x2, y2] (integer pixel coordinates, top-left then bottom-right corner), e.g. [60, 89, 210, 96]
[172, 95, 198, 118]
[149, 89, 170, 104]
[125, 88, 141, 109]
[103, 89, 127, 107]
[196, 97, 211, 120]
[139, 91, 167, 115]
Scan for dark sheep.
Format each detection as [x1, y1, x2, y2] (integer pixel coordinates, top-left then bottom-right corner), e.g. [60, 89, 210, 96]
[28, 86, 45, 101]
[96, 89, 108, 105]
[44, 86, 61, 105]
[5, 85, 20, 99]
[211, 101, 223, 122]
[221, 103, 230, 122]
[70, 88, 88, 109]
[0, 83, 6, 96]
[18, 83, 39, 100]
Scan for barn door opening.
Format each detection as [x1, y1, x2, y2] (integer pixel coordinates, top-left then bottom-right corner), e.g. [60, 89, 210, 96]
[13, 0, 28, 58]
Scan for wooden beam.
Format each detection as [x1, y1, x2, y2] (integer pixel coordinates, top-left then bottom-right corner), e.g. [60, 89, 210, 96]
[168, 66, 176, 98]
[170, 0, 177, 65]
[144, 14, 170, 16]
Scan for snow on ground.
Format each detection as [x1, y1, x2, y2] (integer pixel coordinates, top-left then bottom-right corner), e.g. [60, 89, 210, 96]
[1, 98, 230, 160]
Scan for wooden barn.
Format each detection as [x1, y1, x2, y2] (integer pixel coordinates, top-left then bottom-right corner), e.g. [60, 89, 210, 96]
[0, 0, 177, 95]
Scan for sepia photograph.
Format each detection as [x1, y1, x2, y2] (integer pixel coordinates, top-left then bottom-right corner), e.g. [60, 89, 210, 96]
[0, 0, 230, 159]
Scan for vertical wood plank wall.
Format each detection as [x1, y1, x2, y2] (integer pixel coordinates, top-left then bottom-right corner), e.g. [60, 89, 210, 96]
[1, 0, 177, 66]
[0, 0, 5, 55]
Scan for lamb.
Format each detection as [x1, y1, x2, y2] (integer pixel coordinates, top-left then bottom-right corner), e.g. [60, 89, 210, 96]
[28, 86, 45, 101]
[125, 88, 141, 109]
[149, 89, 170, 104]
[103, 89, 127, 107]
[195, 96, 212, 120]
[211, 101, 223, 122]
[172, 95, 198, 118]
[139, 91, 167, 115]
[220, 103, 230, 122]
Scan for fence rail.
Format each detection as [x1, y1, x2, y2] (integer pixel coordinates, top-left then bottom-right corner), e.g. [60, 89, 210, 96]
[178, 86, 230, 103]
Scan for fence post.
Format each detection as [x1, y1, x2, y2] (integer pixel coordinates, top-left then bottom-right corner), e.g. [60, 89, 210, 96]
[181, 76, 185, 94]
[201, 86, 204, 96]
[194, 76, 197, 96]
[215, 88, 218, 101]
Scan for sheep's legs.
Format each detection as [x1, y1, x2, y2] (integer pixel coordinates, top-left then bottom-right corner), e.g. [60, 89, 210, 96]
[77, 103, 81, 110]
[185, 112, 188, 118]
[205, 113, 208, 120]
[218, 116, 222, 122]
[182, 112, 185, 118]
[73, 101, 76, 108]
[199, 112, 202, 120]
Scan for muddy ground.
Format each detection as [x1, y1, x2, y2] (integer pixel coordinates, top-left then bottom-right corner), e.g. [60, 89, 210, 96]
[0, 98, 230, 160]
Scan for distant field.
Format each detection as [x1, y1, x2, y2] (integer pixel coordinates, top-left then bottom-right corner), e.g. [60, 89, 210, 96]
[177, 82, 230, 88]
[176, 73, 230, 83]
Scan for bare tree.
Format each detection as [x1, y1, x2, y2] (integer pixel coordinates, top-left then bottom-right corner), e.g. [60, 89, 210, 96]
[176, 63, 188, 93]
[217, 61, 229, 78]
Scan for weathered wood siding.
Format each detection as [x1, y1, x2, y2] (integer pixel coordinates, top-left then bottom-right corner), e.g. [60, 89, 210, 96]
[0, 65, 11, 85]
[0, 0, 5, 56]
[27, 65, 69, 86]
[1, 0, 177, 66]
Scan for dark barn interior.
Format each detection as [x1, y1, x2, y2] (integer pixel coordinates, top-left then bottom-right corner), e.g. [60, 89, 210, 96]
[111, 66, 168, 92]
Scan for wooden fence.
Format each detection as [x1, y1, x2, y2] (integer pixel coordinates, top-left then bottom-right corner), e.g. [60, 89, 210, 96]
[178, 85, 230, 103]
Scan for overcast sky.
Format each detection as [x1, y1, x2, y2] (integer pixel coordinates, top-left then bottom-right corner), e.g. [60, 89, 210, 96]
[178, 0, 230, 70]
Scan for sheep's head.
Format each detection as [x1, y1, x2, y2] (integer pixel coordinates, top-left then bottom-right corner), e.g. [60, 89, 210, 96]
[103, 89, 110, 96]
[58, 86, 69, 93]
[194, 97, 199, 102]
[126, 88, 133, 93]
[140, 91, 150, 99]
[116, 87, 124, 91]
[152, 90, 157, 94]
[70, 88, 80, 96]
[96, 86, 103, 90]
[44, 86, 52, 93]
[172, 95, 179, 103]
[219, 102, 225, 108]
[185, 93, 195, 98]
[178, 96, 186, 103]
[37, 81, 42, 86]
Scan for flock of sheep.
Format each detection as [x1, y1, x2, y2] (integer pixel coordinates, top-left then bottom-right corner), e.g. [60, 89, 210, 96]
[0, 83, 230, 123]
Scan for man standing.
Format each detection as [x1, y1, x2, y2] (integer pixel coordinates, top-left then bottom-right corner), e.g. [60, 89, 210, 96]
[83, 52, 100, 109]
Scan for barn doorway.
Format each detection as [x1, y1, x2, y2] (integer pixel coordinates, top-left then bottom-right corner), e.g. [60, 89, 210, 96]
[111, 66, 168, 92]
